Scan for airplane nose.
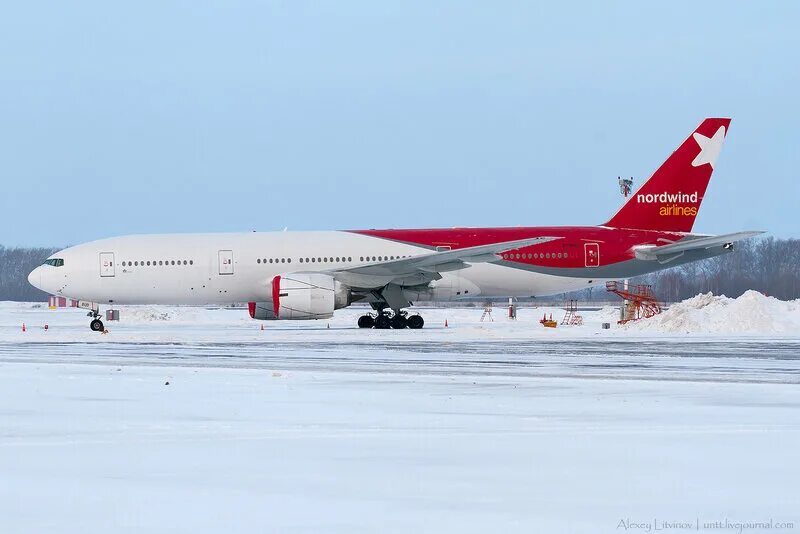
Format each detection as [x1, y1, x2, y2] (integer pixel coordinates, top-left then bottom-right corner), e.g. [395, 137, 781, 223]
[28, 267, 42, 291]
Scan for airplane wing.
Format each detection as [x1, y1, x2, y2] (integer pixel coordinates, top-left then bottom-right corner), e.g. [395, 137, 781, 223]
[330, 236, 561, 289]
[634, 231, 764, 262]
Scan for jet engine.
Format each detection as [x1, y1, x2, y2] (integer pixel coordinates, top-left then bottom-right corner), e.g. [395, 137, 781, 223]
[248, 273, 349, 320]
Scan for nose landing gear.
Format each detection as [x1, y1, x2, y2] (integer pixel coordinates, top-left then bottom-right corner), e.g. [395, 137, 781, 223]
[88, 311, 104, 332]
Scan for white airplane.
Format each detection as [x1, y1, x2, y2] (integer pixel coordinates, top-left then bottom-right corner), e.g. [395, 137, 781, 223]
[28, 118, 761, 331]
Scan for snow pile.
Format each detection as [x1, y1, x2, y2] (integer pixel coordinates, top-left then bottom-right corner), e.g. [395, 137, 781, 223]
[593, 305, 622, 324]
[625, 290, 800, 334]
[121, 307, 173, 322]
[111, 306, 244, 324]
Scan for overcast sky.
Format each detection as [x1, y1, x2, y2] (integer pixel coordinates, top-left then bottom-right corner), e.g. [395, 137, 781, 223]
[2, 1, 798, 246]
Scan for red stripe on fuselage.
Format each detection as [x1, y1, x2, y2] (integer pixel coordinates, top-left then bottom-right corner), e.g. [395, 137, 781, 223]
[347, 227, 686, 268]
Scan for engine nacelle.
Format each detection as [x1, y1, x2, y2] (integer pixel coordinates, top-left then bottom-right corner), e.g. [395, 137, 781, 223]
[248, 273, 349, 320]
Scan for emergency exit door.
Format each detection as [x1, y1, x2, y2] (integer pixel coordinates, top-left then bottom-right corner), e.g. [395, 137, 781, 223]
[219, 250, 234, 275]
[584, 243, 600, 267]
[100, 252, 115, 277]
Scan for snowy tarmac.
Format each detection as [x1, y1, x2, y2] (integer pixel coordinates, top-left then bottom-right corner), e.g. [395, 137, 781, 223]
[1, 302, 799, 532]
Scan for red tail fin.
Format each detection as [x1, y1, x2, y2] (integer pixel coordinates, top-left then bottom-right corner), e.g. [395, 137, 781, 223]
[604, 118, 731, 232]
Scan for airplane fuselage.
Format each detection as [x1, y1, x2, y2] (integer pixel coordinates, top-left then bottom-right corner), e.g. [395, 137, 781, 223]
[28, 226, 719, 306]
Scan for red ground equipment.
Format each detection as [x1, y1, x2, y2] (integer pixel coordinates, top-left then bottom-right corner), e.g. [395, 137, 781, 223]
[539, 313, 557, 328]
[560, 300, 583, 326]
[606, 281, 663, 323]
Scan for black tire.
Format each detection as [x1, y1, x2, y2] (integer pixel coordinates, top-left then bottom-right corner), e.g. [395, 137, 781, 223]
[90, 319, 104, 332]
[357, 315, 375, 328]
[407, 315, 424, 329]
[374, 314, 392, 329]
[390, 314, 408, 329]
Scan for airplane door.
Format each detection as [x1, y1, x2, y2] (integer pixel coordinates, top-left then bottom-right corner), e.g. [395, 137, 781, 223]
[219, 250, 234, 275]
[100, 252, 115, 277]
[584, 243, 600, 267]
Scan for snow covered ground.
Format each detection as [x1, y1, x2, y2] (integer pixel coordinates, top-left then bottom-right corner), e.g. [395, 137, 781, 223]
[0, 296, 799, 533]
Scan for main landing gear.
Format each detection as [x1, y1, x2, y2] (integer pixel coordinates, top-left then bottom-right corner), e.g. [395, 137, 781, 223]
[357, 310, 424, 329]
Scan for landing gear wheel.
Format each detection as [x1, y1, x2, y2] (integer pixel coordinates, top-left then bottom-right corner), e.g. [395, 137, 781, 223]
[90, 319, 104, 332]
[374, 314, 392, 329]
[357, 315, 375, 328]
[390, 314, 408, 329]
[407, 315, 424, 329]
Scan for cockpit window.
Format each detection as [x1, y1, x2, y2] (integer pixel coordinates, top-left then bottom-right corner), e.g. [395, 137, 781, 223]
[43, 258, 64, 267]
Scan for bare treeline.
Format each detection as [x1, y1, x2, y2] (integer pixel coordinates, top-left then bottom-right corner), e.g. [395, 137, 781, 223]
[0, 246, 59, 301]
[642, 237, 800, 302]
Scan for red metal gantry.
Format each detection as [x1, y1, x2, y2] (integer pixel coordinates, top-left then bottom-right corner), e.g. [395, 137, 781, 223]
[605, 281, 663, 323]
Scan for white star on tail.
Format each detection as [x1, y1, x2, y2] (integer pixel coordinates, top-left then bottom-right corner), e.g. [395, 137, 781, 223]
[691, 125, 726, 168]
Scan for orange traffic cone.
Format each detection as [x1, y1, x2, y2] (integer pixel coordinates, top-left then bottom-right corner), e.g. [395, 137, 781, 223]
[22, 323, 26, 332]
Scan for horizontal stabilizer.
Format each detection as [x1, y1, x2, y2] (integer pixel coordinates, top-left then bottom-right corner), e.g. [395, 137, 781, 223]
[634, 231, 764, 261]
